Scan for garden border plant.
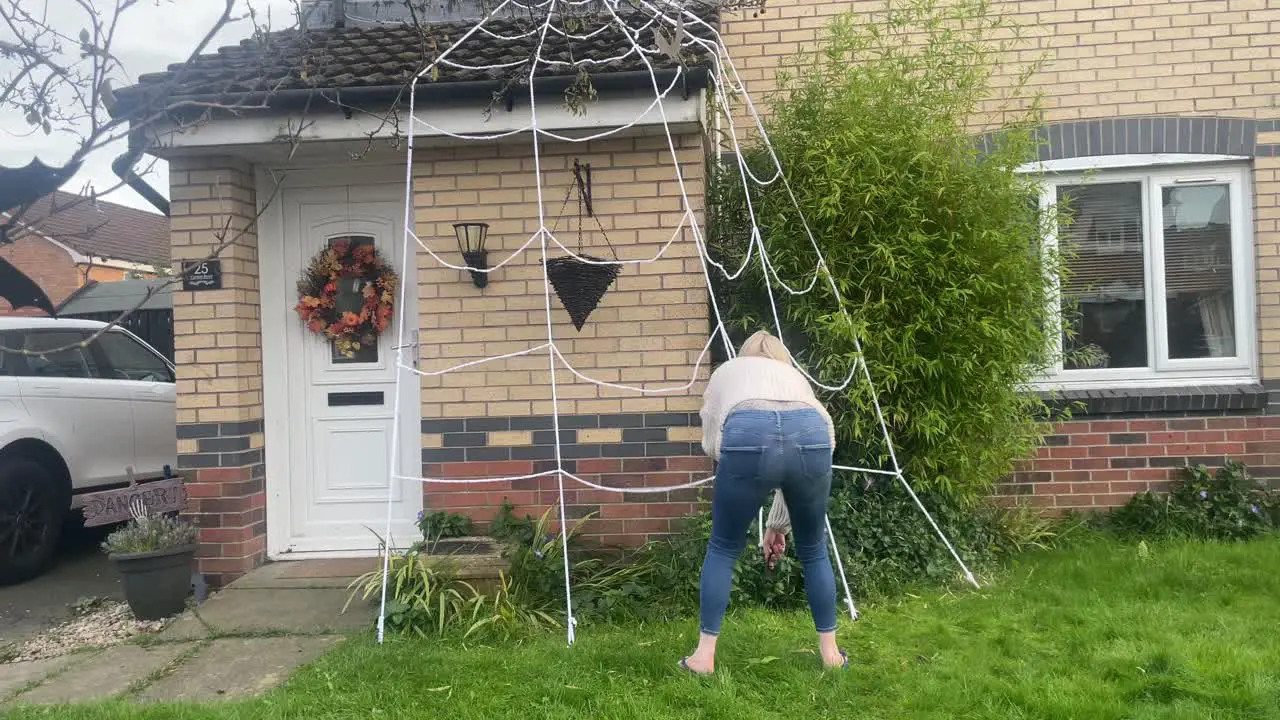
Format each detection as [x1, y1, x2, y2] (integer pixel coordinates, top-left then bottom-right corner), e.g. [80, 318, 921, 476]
[1105, 460, 1280, 541]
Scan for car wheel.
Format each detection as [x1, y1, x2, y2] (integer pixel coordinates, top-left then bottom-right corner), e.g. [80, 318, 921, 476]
[0, 460, 65, 586]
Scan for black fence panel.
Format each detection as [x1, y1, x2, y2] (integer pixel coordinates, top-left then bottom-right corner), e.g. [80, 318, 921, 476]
[63, 309, 175, 361]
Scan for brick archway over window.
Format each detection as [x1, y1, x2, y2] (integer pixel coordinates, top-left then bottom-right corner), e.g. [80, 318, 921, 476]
[979, 116, 1280, 161]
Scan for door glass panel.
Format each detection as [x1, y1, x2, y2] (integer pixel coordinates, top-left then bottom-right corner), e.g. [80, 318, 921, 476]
[96, 331, 175, 382]
[21, 331, 101, 378]
[328, 236, 379, 364]
[1058, 182, 1148, 370]
[1162, 184, 1235, 359]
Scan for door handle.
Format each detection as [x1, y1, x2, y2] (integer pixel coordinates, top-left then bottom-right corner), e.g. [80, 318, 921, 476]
[393, 330, 421, 370]
[31, 385, 59, 393]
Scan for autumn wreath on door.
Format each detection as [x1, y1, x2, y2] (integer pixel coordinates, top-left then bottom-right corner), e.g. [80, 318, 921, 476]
[295, 237, 399, 358]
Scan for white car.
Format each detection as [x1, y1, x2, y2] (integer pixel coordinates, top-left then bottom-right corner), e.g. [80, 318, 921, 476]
[0, 317, 176, 584]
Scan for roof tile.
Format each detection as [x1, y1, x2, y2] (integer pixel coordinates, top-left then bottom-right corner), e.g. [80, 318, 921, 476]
[6, 191, 169, 266]
[121, 11, 718, 103]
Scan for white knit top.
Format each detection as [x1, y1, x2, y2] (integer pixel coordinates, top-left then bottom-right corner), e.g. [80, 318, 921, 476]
[699, 356, 836, 534]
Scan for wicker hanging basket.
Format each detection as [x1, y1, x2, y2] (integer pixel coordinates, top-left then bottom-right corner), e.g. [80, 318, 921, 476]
[545, 255, 621, 331]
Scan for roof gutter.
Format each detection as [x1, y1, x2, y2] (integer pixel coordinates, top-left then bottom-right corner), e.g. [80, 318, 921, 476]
[140, 66, 710, 117]
[111, 142, 170, 217]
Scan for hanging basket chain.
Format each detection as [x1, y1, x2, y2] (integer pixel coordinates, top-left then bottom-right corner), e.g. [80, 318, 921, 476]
[544, 160, 622, 331]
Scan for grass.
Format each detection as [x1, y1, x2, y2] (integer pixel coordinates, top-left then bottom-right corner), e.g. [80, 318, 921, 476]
[7, 533, 1280, 719]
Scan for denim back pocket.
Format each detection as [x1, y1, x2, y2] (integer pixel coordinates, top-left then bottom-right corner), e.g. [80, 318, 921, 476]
[796, 443, 833, 479]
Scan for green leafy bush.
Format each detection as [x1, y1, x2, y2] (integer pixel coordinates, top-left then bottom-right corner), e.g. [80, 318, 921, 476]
[490, 500, 538, 548]
[101, 514, 198, 555]
[824, 479, 1065, 594]
[415, 510, 473, 543]
[345, 551, 558, 640]
[1107, 462, 1279, 541]
[707, 0, 1061, 503]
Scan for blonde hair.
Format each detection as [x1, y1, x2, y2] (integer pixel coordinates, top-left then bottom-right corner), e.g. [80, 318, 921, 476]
[739, 330, 792, 365]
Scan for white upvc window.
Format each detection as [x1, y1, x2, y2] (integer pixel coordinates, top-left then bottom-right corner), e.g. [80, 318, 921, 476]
[1032, 160, 1255, 389]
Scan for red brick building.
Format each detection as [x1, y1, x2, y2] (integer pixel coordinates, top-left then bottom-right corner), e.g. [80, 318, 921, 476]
[1, 191, 169, 314]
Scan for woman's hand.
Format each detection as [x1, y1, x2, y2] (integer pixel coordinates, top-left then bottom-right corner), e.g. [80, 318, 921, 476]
[763, 527, 787, 568]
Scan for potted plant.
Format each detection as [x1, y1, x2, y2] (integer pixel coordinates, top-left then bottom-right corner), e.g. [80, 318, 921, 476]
[102, 506, 198, 620]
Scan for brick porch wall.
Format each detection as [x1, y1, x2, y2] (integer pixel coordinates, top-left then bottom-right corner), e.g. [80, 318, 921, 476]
[411, 132, 712, 540]
[167, 156, 267, 588]
[422, 412, 711, 544]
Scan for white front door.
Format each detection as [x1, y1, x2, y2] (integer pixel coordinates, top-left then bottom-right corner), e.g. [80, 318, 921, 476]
[277, 183, 420, 555]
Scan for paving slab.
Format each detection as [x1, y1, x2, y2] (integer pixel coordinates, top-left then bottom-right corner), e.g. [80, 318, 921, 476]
[228, 560, 374, 590]
[13, 643, 191, 705]
[160, 588, 374, 641]
[0, 654, 84, 700]
[138, 636, 340, 703]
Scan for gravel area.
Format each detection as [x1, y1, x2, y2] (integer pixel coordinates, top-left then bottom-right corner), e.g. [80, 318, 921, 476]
[2, 600, 170, 663]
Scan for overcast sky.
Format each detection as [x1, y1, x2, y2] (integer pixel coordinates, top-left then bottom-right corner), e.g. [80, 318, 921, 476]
[0, 0, 298, 213]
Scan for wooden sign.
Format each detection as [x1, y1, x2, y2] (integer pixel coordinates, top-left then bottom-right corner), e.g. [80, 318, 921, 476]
[81, 476, 187, 527]
[181, 260, 222, 291]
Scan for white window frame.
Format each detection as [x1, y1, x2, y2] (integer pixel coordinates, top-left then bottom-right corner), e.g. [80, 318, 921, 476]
[1027, 158, 1256, 391]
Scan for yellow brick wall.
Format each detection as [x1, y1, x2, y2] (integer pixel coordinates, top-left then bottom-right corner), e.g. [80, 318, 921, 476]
[167, 155, 268, 584]
[718, 0, 1280, 131]
[167, 157, 264, 428]
[411, 133, 711, 420]
[1255, 141, 1280, 374]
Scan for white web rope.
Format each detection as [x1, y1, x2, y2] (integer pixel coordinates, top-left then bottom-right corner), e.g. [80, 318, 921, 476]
[377, 0, 977, 646]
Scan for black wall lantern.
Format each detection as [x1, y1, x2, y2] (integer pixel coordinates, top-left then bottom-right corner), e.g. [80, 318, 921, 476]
[454, 222, 489, 288]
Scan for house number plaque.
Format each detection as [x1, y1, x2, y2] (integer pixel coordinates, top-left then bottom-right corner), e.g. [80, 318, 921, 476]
[182, 260, 222, 291]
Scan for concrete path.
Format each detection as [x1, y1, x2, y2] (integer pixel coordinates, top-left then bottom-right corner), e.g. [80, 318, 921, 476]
[0, 559, 376, 707]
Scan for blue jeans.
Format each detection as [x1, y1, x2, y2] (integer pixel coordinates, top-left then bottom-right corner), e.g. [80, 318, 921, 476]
[699, 408, 837, 635]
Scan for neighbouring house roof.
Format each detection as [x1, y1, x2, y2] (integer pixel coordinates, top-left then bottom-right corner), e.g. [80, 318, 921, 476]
[115, 8, 718, 111]
[6, 191, 169, 267]
[56, 278, 174, 315]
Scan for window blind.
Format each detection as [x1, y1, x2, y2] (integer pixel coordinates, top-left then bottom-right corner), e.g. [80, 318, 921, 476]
[1162, 185, 1233, 296]
[1057, 182, 1145, 303]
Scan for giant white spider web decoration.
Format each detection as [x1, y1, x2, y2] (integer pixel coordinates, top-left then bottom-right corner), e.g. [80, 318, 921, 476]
[376, 0, 979, 645]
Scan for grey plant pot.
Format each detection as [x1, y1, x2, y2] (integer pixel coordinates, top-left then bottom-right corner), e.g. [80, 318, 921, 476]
[109, 544, 197, 620]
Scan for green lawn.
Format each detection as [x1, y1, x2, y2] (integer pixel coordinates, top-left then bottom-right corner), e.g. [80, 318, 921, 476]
[12, 534, 1280, 720]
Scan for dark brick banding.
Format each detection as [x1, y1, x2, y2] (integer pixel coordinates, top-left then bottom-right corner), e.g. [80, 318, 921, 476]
[980, 116, 1266, 160]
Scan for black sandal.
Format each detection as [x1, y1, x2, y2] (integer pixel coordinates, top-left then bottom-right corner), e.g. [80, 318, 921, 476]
[679, 657, 711, 676]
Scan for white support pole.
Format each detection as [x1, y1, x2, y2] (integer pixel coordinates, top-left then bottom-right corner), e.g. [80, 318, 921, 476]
[825, 514, 858, 621]
[527, 0, 577, 646]
[892, 471, 980, 588]
[378, 80, 420, 646]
